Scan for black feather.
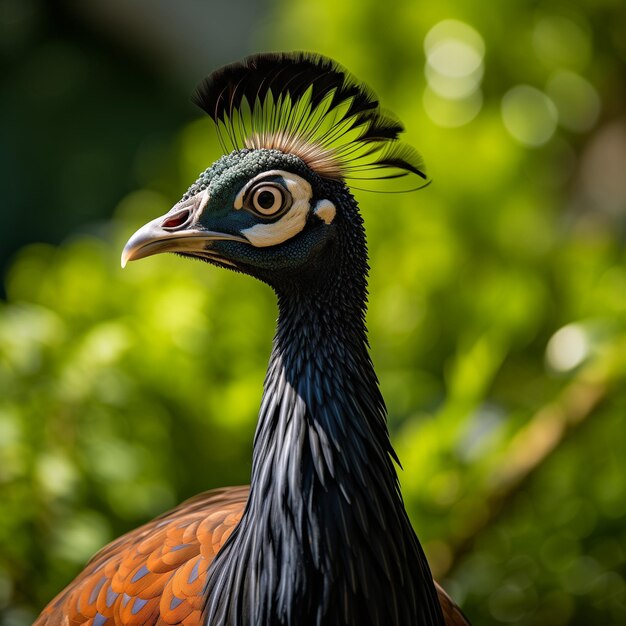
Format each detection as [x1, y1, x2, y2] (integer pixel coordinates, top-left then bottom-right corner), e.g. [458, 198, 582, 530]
[192, 52, 428, 191]
[201, 179, 446, 626]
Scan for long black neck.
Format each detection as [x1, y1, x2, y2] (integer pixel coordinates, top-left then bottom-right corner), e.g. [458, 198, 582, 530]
[204, 192, 444, 626]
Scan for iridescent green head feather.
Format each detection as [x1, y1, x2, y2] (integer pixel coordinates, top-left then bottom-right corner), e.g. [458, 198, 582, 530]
[122, 53, 427, 288]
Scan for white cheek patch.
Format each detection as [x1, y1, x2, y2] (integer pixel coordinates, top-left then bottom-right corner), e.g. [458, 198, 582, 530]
[240, 171, 313, 248]
[313, 199, 336, 224]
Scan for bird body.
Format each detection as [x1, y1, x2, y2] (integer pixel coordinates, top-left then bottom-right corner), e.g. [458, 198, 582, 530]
[35, 53, 470, 626]
[35, 489, 466, 626]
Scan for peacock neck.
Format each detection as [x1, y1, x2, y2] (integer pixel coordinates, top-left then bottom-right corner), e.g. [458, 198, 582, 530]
[258, 281, 397, 529]
[203, 200, 445, 626]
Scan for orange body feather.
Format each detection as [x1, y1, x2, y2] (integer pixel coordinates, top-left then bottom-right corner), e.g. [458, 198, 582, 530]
[35, 487, 467, 626]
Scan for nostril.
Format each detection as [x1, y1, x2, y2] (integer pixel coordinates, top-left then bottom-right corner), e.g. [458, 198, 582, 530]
[162, 209, 190, 229]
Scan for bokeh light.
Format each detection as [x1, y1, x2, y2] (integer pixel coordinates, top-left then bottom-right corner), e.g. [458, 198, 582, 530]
[546, 71, 601, 133]
[501, 85, 558, 146]
[532, 15, 592, 70]
[423, 19, 485, 126]
[423, 86, 483, 128]
[545, 324, 590, 373]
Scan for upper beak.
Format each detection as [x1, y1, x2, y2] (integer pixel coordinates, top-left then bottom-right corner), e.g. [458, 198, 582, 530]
[121, 190, 247, 268]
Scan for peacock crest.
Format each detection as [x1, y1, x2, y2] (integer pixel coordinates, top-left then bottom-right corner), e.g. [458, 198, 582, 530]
[192, 52, 429, 190]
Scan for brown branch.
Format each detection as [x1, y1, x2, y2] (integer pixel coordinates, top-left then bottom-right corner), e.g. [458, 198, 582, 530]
[438, 346, 623, 578]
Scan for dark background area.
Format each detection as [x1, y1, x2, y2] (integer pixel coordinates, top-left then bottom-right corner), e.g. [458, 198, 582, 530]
[1, 0, 269, 285]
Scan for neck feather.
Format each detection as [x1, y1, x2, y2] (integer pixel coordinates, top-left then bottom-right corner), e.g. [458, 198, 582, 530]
[203, 195, 444, 626]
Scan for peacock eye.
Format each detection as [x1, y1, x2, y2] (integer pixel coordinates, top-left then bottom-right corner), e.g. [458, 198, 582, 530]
[247, 183, 290, 217]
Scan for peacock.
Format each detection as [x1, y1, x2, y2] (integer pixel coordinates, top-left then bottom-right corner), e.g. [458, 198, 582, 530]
[34, 52, 470, 626]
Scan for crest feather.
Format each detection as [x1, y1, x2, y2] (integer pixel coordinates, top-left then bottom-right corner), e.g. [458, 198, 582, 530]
[192, 52, 428, 190]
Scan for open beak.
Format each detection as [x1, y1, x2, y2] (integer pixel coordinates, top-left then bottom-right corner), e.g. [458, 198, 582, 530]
[121, 190, 247, 268]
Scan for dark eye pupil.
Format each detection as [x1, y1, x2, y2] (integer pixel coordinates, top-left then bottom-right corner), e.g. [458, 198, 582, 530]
[257, 190, 276, 210]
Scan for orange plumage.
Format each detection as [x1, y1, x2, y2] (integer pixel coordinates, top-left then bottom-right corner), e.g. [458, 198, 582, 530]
[35, 487, 467, 626]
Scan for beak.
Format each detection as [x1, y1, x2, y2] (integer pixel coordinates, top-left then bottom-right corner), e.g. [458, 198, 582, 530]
[121, 190, 247, 268]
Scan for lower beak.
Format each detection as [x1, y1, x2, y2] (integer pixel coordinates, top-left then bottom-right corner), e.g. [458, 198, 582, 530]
[121, 193, 247, 268]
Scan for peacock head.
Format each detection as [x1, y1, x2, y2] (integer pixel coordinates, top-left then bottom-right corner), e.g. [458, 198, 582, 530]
[121, 53, 428, 291]
[122, 147, 346, 289]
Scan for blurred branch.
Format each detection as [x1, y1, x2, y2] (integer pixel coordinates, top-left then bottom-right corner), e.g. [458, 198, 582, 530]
[441, 340, 626, 577]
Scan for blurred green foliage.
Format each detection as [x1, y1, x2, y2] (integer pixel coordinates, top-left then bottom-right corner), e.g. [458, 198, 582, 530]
[1, 0, 626, 625]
